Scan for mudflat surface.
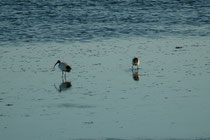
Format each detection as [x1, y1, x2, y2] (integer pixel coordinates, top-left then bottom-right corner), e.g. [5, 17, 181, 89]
[0, 37, 210, 139]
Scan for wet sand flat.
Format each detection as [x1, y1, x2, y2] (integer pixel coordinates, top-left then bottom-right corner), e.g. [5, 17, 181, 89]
[0, 36, 210, 139]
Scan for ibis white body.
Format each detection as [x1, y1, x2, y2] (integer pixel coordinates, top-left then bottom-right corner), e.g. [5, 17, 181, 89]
[54, 60, 71, 78]
[58, 62, 70, 72]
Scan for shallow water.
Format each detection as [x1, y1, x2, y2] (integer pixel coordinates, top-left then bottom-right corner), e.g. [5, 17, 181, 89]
[1, 0, 210, 139]
[0, 36, 210, 139]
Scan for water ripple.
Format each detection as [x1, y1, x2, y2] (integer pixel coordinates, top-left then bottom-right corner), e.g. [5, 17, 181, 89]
[0, 0, 210, 45]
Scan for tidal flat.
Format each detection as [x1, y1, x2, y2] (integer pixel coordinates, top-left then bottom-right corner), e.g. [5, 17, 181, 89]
[0, 36, 210, 140]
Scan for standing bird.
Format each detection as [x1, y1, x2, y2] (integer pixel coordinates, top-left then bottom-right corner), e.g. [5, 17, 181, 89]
[132, 57, 140, 69]
[53, 60, 71, 78]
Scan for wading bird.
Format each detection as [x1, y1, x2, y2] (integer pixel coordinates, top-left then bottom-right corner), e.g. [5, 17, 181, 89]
[132, 57, 140, 69]
[53, 60, 71, 78]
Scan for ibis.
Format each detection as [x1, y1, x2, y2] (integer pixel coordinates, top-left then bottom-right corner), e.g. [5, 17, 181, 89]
[53, 60, 71, 78]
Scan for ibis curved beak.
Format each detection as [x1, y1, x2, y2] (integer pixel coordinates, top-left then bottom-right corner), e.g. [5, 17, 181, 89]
[53, 61, 59, 69]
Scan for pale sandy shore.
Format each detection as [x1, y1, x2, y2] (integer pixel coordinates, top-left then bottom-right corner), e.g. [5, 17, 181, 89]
[0, 36, 210, 140]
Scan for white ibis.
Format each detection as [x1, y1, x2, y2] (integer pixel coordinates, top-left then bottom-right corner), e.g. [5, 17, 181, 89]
[53, 60, 71, 78]
[132, 57, 140, 69]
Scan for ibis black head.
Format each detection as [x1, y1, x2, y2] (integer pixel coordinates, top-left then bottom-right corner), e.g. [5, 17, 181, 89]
[53, 60, 61, 69]
[56, 60, 61, 64]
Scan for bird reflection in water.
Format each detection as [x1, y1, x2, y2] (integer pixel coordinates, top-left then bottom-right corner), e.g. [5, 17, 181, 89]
[54, 79, 72, 92]
[132, 69, 140, 81]
[53, 60, 72, 92]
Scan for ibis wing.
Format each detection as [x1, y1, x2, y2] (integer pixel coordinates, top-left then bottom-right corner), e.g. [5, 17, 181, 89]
[63, 62, 69, 66]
